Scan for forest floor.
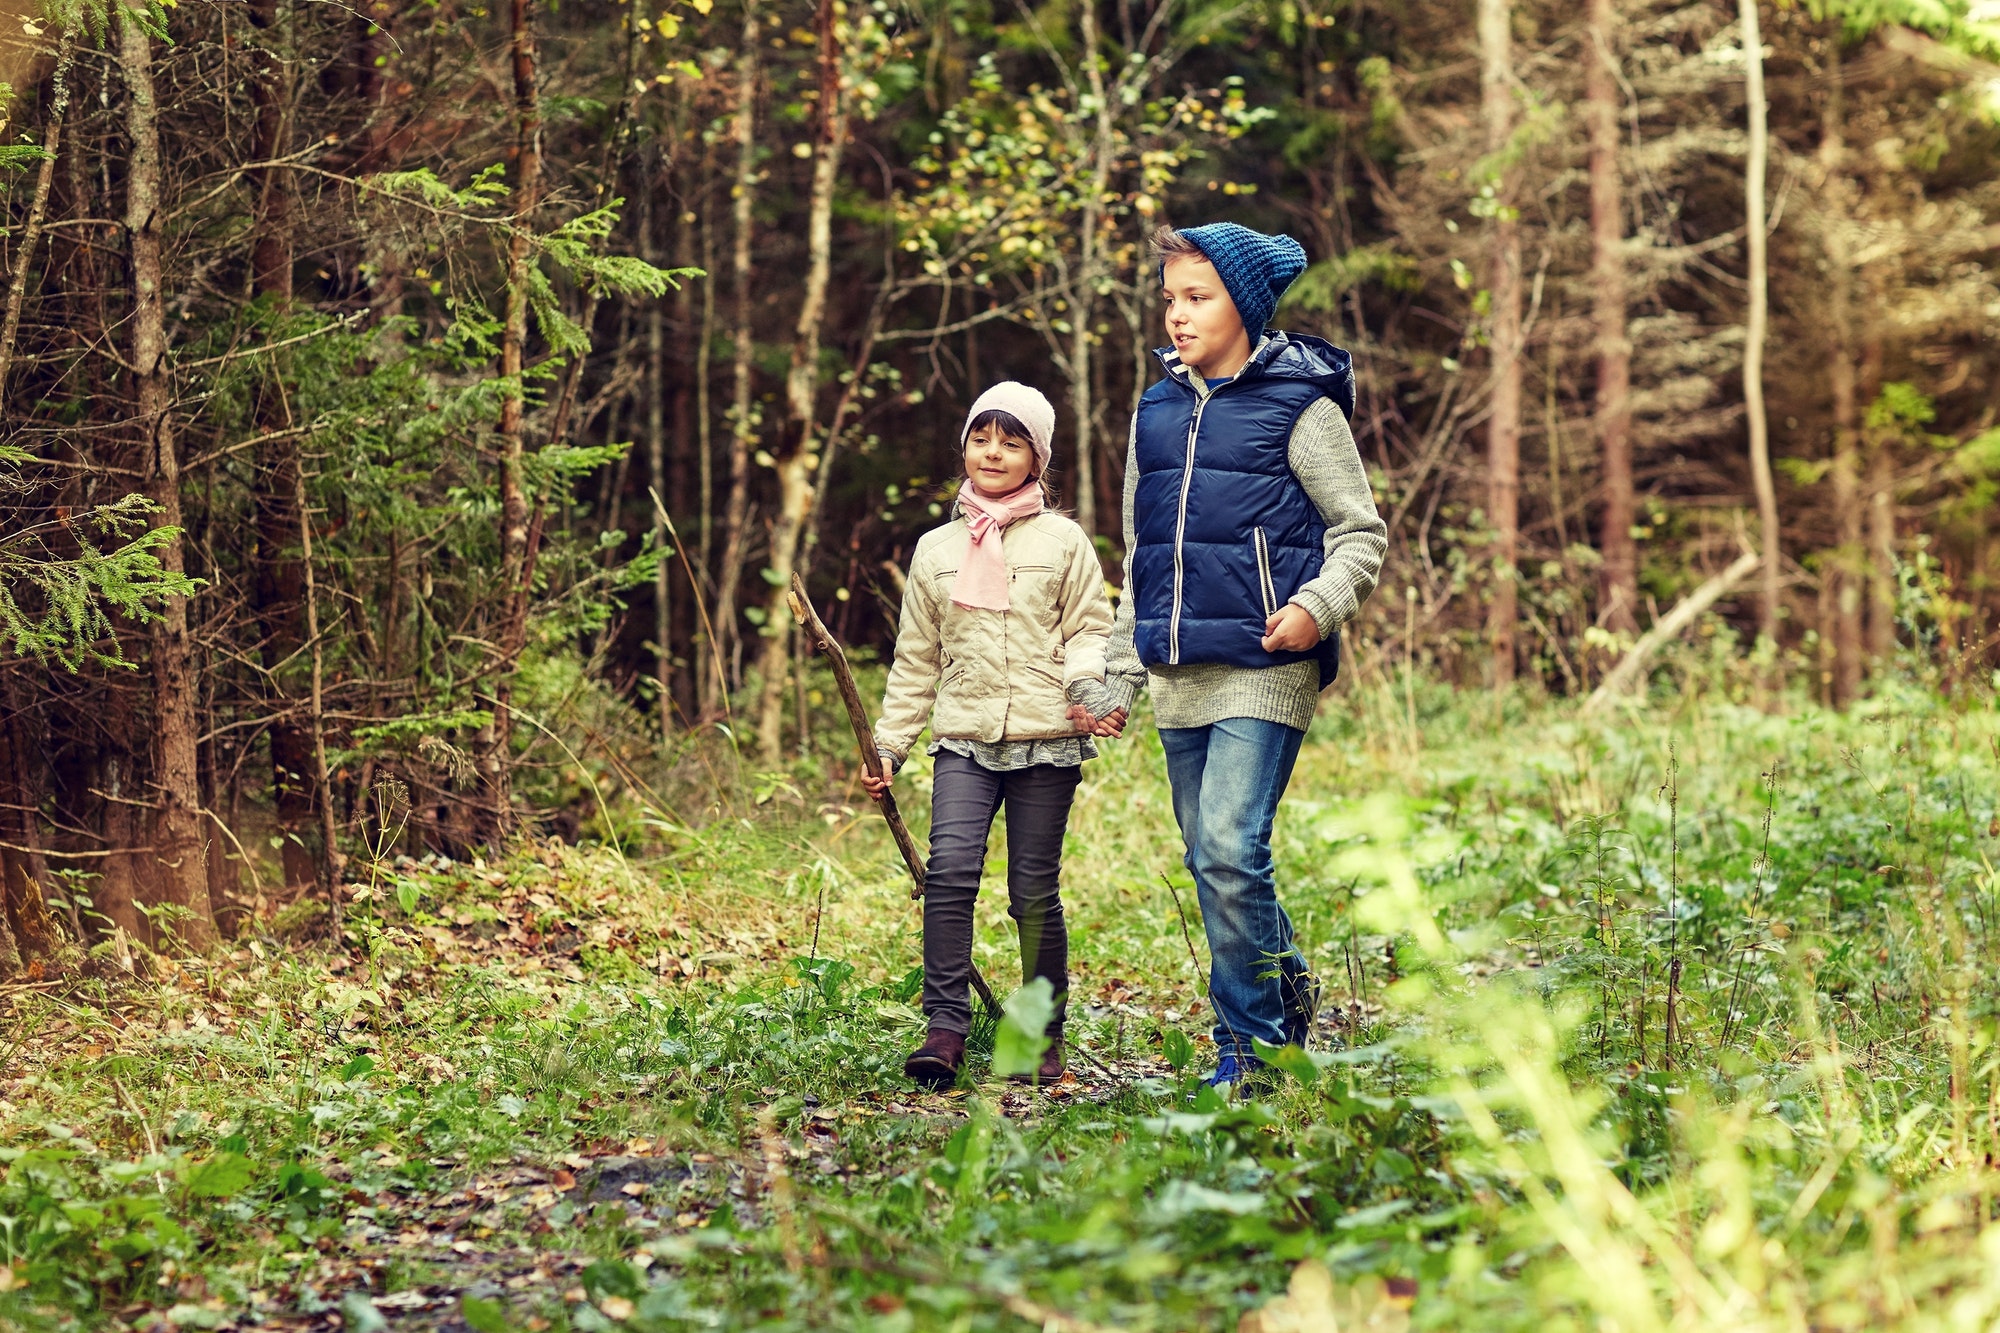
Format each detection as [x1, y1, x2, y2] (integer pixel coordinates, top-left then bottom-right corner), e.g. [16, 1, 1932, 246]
[6, 678, 2000, 1332]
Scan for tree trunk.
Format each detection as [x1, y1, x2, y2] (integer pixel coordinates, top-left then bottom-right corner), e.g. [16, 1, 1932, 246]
[1866, 452, 1896, 661]
[479, 0, 544, 840]
[645, 181, 673, 742]
[94, 747, 145, 943]
[1741, 0, 1781, 652]
[245, 0, 318, 889]
[298, 465, 343, 923]
[1066, 0, 1114, 538]
[0, 697, 60, 970]
[0, 34, 74, 396]
[119, 4, 218, 950]
[1822, 50, 1863, 708]
[713, 0, 760, 710]
[755, 0, 845, 763]
[1587, 0, 1635, 635]
[1479, 0, 1522, 690]
[695, 196, 719, 714]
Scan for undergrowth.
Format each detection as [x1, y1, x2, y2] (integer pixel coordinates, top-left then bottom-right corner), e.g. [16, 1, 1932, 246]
[5, 679, 2000, 1332]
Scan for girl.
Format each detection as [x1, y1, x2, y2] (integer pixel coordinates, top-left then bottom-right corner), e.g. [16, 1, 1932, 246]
[864, 382, 1117, 1089]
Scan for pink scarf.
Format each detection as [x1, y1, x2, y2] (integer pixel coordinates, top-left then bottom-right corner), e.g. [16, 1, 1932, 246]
[950, 482, 1046, 611]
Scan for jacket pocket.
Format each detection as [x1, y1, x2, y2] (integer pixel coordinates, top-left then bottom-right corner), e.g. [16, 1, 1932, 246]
[1253, 528, 1278, 618]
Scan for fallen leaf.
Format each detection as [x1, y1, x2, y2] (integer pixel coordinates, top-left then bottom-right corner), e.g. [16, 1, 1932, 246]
[599, 1296, 635, 1321]
[865, 1294, 903, 1313]
[552, 1169, 577, 1191]
[1239, 1263, 1413, 1333]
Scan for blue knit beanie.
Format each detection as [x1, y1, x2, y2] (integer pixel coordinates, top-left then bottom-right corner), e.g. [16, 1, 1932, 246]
[1165, 223, 1310, 338]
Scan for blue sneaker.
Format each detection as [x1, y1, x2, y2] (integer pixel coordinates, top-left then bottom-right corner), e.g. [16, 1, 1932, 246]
[1203, 1052, 1266, 1091]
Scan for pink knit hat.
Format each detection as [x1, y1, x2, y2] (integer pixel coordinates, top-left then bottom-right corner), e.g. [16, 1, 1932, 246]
[961, 382, 1056, 476]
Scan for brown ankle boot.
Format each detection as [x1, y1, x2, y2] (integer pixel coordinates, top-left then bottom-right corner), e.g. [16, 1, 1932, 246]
[1010, 1030, 1066, 1087]
[904, 1028, 966, 1089]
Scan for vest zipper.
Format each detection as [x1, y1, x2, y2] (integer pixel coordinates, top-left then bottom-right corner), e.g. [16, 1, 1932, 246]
[1169, 393, 1210, 663]
[1254, 527, 1276, 618]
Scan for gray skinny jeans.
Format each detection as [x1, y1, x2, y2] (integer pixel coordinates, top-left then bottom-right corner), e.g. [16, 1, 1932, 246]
[922, 751, 1079, 1036]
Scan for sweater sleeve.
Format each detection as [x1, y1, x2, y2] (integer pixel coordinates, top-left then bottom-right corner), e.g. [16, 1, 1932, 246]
[1085, 414, 1150, 717]
[872, 546, 943, 763]
[1286, 398, 1388, 638]
[1055, 524, 1113, 687]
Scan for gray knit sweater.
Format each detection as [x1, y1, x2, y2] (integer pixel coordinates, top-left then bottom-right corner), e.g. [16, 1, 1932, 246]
[1090, 364, 1388, 732]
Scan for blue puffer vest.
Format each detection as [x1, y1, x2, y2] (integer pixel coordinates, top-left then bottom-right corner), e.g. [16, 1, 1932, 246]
[1130, 331, 1355, 684]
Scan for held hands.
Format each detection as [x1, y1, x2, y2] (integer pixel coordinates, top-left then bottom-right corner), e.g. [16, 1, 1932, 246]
[1261, 603, 1321, 654]
[1066, 703, 1129, 738]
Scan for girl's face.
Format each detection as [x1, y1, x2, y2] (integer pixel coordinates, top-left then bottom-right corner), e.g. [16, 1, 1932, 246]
[1162, 254, 1253, 380]
[963, 423, 1037, 497]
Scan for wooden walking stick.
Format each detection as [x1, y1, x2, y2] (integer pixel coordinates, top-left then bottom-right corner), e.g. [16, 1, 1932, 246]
[788, 574, 1002, 1018]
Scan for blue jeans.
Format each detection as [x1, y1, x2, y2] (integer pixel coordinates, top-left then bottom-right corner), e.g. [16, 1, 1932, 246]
[1159, 717, 1310, 1058]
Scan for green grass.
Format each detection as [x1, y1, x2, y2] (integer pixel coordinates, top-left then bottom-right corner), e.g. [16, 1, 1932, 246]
[5, 675, 2000, 1331]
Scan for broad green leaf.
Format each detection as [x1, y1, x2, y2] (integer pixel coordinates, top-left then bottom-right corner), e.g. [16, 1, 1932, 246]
[461, 1296, 512, 1333]
[991, 977, 1055, 1078]
[180, 1153, 253, 1200]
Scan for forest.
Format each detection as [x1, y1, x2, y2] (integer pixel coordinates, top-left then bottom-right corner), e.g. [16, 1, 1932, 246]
[1, 0, 1999, 1326]
[0, 0, 1993, 943]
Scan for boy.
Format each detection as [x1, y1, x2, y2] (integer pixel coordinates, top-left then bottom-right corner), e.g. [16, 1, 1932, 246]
[1074, 223, 1387, 1090]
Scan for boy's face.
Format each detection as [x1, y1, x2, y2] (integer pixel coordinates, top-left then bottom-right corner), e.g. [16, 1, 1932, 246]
[1162, 254, 1253, 379]
[963, 423, 1036, 498]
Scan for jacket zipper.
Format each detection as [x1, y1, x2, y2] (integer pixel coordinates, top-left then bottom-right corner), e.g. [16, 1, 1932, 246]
[1169, 394, 1209, 663]
[1254, 527, 1276, 618]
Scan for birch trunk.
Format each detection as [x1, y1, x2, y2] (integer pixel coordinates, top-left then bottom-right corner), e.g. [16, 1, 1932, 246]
[1066, 0, 1113, 537]
[1479, 0, 1522, 690]
[713, 0, 760, 710]
[1741, 0, 1781, 651]
[119, 5, 218, 949]
[755, 0, 845, 763]
[1587, 0, 1636, 635]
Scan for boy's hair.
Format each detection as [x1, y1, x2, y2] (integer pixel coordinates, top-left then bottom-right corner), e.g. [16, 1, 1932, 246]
[959, 408, 1060, 504]
[1149, 225, 1207, 269]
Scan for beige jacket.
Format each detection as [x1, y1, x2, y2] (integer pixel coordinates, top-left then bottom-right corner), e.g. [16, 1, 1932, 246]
[874, 510, 1113, 760]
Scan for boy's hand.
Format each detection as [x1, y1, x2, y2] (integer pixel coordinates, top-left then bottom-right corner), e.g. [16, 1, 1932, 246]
[1066, 703, 1097, 733]
[1261, 604, 1320, 653]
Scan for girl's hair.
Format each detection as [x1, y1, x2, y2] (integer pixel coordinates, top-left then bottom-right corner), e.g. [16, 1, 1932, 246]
[965, 408, 1034, 445]
[960, 408, 1060, 506]
[1150, 225, 1205, 266]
